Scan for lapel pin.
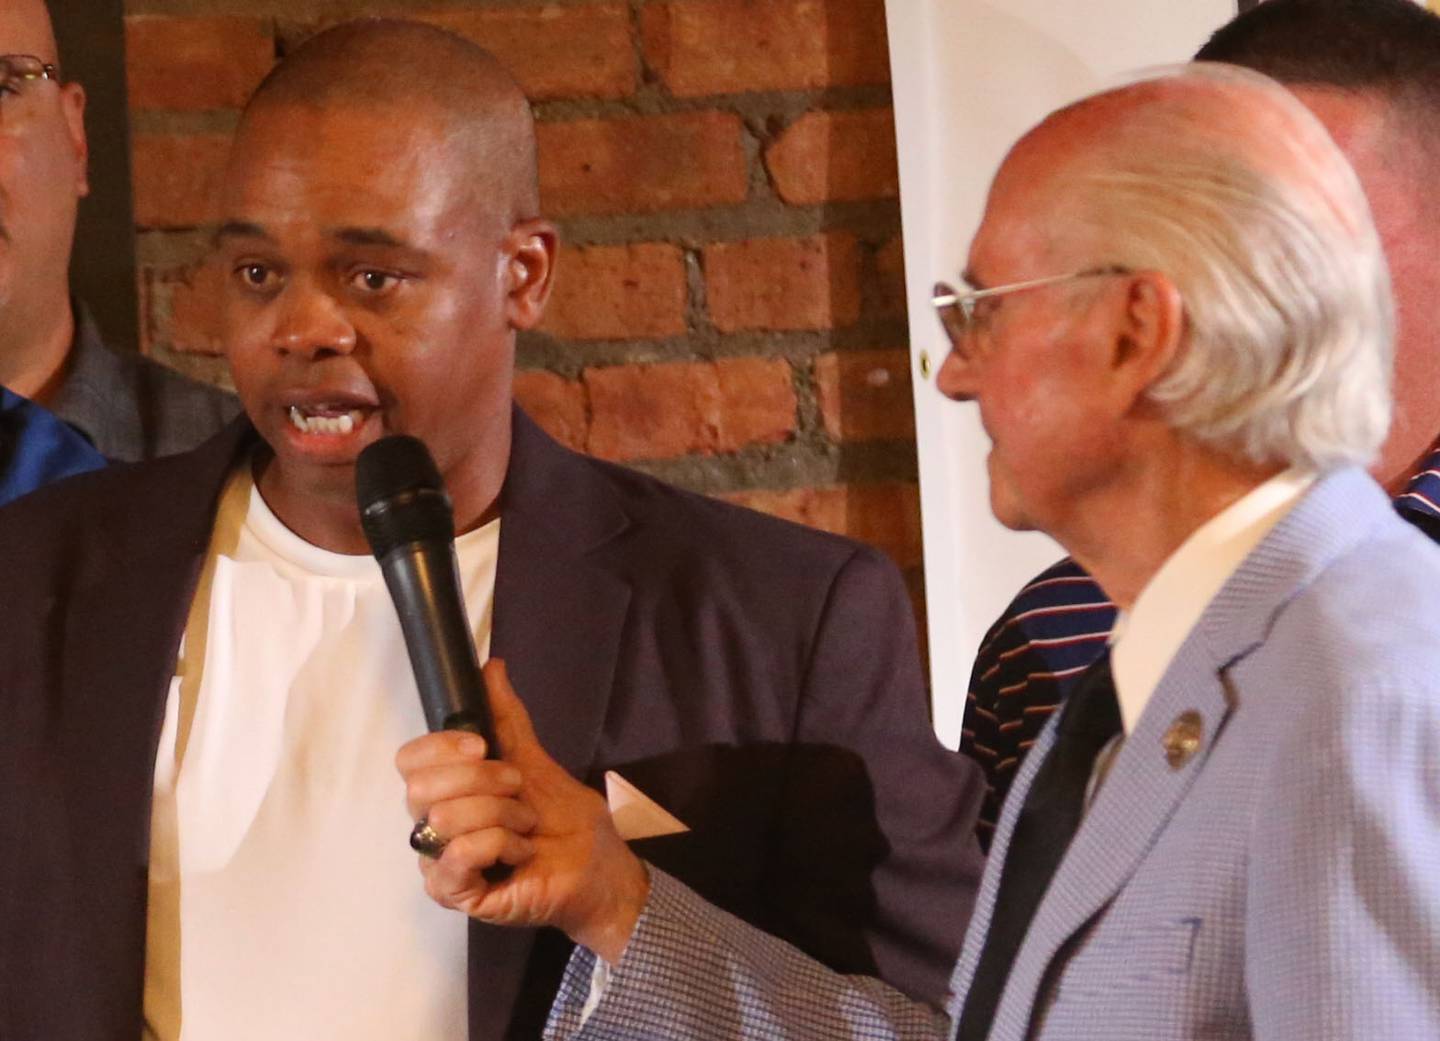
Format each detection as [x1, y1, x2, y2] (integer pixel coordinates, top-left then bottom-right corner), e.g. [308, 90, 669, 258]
[1162, 711, 1204, 770]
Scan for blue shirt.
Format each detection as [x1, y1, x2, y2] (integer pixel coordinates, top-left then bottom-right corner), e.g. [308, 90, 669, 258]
[0, 387, 106, 506]
[961, 454, 1440, 847]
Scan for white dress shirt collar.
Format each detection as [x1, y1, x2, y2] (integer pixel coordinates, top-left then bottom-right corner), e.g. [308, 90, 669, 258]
[1110, 468, 1316, 733]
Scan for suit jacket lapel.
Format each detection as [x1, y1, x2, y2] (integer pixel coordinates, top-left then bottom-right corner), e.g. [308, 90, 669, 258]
[985, 467, 1390, 1036]
[470, 407, 632, 1041]
[489, 406, 632, 774]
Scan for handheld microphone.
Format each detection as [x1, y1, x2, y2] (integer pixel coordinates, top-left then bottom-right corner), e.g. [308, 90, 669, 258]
[356, 435, 496, 752]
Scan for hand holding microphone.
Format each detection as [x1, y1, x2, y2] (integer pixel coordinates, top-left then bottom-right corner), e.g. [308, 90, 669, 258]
[360, 434, 648, 959]
[396, 659, 651, 965]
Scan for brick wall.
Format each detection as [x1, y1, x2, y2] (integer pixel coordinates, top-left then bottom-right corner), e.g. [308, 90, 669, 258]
[123, 0, 925, 635]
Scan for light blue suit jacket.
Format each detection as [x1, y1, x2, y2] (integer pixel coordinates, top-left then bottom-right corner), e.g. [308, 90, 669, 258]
[548, 467, 1440, 1040]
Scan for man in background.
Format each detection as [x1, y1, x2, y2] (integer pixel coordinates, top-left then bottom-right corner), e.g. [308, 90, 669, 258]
[0, 0, 235, 467]
[962, 0, 1440, 843]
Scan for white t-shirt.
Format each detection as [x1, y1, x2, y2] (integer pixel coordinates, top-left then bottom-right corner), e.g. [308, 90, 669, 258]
[143, 462, 500, 1041]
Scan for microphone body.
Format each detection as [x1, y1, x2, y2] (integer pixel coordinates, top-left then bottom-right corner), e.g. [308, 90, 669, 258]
[375, 539, 494, 740]
[357, 435, 496, 753]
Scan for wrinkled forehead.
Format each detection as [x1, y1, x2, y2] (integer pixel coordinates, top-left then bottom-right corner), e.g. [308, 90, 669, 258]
[0, 0, 60, 63]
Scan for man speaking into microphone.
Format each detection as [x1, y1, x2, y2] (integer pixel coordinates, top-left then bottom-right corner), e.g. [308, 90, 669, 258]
[0, 18, 983, 1041]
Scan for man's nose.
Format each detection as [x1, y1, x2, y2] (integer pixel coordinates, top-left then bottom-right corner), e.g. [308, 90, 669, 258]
[271, 284, 356, 358]
[935, 346, 979, 402]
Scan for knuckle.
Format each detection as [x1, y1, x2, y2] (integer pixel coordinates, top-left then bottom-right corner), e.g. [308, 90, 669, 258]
[424, 803, 451, 835]
[454, 828, 501, 868]
[423, 872, 448, 906]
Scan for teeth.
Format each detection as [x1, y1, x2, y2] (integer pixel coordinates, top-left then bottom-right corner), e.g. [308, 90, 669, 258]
[287, 405, 361, 436]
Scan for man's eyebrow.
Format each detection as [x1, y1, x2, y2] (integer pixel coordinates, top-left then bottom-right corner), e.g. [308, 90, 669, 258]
[332, 227, 412, 249]
[214, 221, 272, 245]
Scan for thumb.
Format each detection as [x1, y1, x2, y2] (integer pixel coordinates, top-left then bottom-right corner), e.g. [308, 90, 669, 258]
[483, 658, 553, 772]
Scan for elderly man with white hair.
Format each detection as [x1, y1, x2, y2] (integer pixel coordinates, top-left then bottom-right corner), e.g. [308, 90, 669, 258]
[387, 64, 1440, 1041]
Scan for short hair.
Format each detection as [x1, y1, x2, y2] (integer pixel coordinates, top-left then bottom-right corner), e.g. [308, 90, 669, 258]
[240, 19, 539, 220]
[1198, 0, 1440, 141]
[1050, 64, 1392, 471]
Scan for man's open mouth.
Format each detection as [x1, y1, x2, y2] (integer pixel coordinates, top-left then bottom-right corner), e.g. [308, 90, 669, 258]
[286, 404, 371, 436]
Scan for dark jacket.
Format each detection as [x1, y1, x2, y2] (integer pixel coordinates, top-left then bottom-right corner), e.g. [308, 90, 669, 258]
[0, 407, 985, 1040]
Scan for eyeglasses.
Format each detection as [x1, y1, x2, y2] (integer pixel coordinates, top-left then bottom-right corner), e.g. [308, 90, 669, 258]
[0, 54, 61, 106]
[931, 266, 1129, 361]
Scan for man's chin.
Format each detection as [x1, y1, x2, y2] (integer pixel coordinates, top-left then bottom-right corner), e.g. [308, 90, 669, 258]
[993, 511, 1039, 534]
[987, 482, 1038, 534]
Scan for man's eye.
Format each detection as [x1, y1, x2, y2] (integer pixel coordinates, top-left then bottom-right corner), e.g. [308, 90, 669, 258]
[236, 264, 277, 290]
[351, 270, 398, 293]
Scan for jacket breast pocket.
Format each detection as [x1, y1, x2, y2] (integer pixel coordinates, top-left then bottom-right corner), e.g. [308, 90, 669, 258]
[1056, 916, 1202, 1002]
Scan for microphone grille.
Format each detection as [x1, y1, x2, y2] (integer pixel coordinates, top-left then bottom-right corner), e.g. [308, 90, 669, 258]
[356, 435, 454, 559]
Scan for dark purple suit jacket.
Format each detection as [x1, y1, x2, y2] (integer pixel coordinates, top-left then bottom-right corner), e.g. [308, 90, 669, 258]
[0, 407, 985, 1040]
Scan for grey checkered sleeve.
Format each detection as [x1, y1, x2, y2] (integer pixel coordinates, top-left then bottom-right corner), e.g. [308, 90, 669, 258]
[546, 868, 954, 1041]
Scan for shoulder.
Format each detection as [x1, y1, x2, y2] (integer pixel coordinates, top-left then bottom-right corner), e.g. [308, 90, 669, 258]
[1247, 513, 1440, 725]
[0, 451, 175, 548]
[127, 352, 237, 411]
[124, 353, 243, 444]
[539, 447, 915, 642]
[1007, 557, 1110, 615]
[58, 313, 242, 460]
[0, 458, 148, 616]
[974, 556, 1116, 663]
[0, 454, 150, 522]
[0, 422, 246, 570]
[579, 450, 890, 584]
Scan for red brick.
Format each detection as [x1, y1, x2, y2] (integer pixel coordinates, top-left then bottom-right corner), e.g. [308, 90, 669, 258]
[724, 482, 922, 569]
[538, 112, 749, 217]
[766, 108, 898, 205]
[642, 0, 890, 97]
[131, 132, 232, 228]
[715, 356, 798, 451]
[704, 233, 860, 333]
[125, 16, 273, 112]
[513, 370, 589, 451]
[813, 349, 915, 442]
[418, 5, 636, 100]
[586, 362, 716, 461]
[840, 483, 923, 570]
[584, 358, 795, 461]
[142, 257, 228, 358]
[541, 243, 688, 340]
[874, 235, 907, 318]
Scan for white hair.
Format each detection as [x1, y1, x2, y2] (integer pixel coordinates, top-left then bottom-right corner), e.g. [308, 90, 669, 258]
[1060, 63, 1393, 471]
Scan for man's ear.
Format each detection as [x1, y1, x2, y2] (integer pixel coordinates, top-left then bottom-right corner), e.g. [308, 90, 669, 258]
[1109, 270, 1184, 414]
[502, 218, 558, 330]
[60, 82, 90, 199]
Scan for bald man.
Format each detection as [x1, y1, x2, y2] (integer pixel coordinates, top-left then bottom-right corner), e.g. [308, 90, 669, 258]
[0, 19, 984, 1041]
[0, 0, 236, 465]
[398, 64, 1440, 1041]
